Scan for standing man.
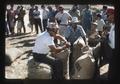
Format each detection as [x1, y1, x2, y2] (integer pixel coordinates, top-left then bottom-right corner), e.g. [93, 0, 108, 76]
[33, 6, 43, 34]
[100, 5, 108, 23]
[106, 8, 115, 80]
[6, 4, 16, 35]
[68, 5, 81, 20]
[17, 6, 26, 33]
[29, 4, 35, 33]
[81, 5, 93, 36]
[41, 5, 49, 31]
[96, 13, 106, 36]
[47, 6, 56, 22]
[55, 6, 72, 36]
[32, 22, 70, 79]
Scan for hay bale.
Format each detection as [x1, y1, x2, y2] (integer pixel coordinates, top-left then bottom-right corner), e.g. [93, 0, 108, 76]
[27, 58, 52, 79]
[5, 48, 23, 66]
[53, 48, 70, 79]
[72, 53, 95, 79]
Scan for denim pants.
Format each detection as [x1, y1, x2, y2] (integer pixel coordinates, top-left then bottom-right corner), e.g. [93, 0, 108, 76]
[32, 53, 64, 79]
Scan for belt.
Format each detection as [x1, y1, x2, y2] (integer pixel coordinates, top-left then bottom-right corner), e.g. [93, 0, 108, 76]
[59, 24, 68, 26]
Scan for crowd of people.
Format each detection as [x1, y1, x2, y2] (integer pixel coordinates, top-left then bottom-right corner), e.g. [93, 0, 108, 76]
[6, 4, 115, 79]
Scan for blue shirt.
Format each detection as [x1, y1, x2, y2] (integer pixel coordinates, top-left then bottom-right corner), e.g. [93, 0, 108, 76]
[64, 25, 86, 44]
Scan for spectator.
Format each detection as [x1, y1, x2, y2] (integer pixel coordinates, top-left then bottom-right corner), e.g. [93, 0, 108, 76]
[81, 5, 93, 36]
[55, 6, 72, 36]
[54, 4, 61, 15]
[41, 5, 49, 31]
[17, 6, 26, 33]
[96, 13, 106, 36]
[100, 8, 115, 80]
[47, 6, 56, 22]
[106, 8, 115, 80]
[68, 5, 81, 20]
[100, 5, 108, 23]
[33, 6, 43, 34]
[29, 4, 35, 33]
[32, 22, 70, 79]
[6, 4, 16, 35]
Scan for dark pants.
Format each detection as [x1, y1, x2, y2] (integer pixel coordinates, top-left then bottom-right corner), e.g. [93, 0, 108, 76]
[32, 53, 64, 79]
[21, 19, 26, 33]
[7, 20, 14, 35]
[101, 38, 115, 79]
[69, 44, 74, 77]
[105, 44, 115, 80]
[43, 19, 48, 31]
[34, 18, 42, 34]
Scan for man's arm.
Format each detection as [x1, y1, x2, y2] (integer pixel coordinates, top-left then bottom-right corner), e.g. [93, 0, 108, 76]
[49, 43, 70, 54]
[54, 34, 67, 43]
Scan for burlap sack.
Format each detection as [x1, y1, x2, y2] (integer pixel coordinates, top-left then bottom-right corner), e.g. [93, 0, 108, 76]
[5, 48, 23, 66]
[27, 57, 52, 79]
[71, 52, 95, 79]
[53, 48, 70, 79]
[72, 37, 86, 66]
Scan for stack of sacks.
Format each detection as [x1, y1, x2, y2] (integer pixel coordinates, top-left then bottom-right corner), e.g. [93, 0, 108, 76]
[27, 57, 52, 79]
[53, 48, 70, 79]
[71, 47, 95, 79]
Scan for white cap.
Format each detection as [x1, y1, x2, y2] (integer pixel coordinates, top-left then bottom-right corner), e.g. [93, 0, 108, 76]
[71, 17, 80, 23]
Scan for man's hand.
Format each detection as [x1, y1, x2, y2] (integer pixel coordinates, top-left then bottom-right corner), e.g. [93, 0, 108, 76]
[65, 42, 71, 48]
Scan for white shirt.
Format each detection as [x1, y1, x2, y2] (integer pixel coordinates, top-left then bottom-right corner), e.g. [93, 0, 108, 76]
[42, 9, 48, 19]
[55, 11, 71, 25]
[108, 24, 115, 49]
[101, 10, 107, 21]
[32, 31, 55, 54]
[96, 19, 105, 31]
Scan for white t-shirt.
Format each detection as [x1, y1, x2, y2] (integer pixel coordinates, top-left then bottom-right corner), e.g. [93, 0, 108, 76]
[42, 9, 48, 19]
[96, 19, 105, 31]
[32, 31, 55, 54]
[55, 11, 71, 25]
[108, 24, 115, 49]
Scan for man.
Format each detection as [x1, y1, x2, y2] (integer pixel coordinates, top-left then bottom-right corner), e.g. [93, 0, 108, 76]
[64, 17, 87, 77]
[41, 5, 49, 31]
[96, 13, 106, 36]
[64, 17, 87, 45]
[68, 5, 81, 20]
[6, 4, 16, 35]
[17, 6, 26, 33]
[47, 6, 56, 22]
[32, 22, 70, 79]
[106, 8, 115, 79]
[55, 6, 72, 36]
[100, 5, 108, 23]
[81, 5, 93, 36]
[33, 6, 43, 34]
[29, 4, 35, 33]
